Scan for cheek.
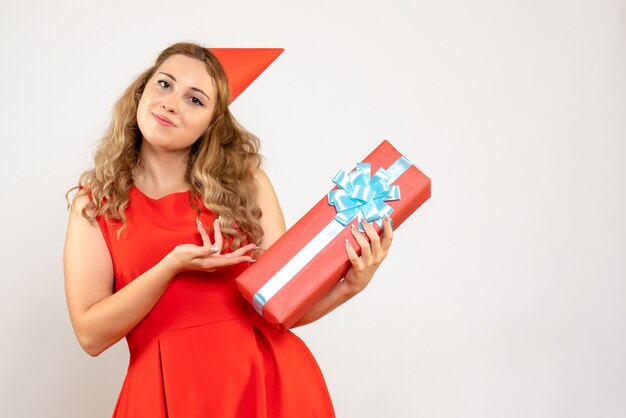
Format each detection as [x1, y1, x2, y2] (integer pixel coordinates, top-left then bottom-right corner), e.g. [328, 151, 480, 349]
[136, 96, 153, 135]
[186, 112, 213, 133]
[137, 92, 150, 113]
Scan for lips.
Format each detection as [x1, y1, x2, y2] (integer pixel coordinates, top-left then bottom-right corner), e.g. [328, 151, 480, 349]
[152, 113, 175, 127]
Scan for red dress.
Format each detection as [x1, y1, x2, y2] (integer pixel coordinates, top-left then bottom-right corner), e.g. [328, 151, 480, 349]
[96, 186, 335, 418]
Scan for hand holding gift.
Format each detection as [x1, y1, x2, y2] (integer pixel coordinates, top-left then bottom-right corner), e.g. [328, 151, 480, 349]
[236, 140, 431, 331]
[341, 215, 394, 297]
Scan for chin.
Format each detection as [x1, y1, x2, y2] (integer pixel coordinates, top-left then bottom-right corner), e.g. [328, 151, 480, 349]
[141, 135, 195, 154]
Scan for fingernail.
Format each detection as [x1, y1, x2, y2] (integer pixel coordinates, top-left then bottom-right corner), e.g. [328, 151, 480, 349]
[210, 246, 219, 251]
[254, 246, 261, 250]
[351, 224, 356, 230]
[249, 259, 257, 263]
[345, 238, 349, 244]
[197, 219, 202, 225]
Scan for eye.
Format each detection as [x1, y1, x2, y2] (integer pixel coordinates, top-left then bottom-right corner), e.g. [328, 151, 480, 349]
[189, 96, 205, 106]
[157, 79, 170, 89]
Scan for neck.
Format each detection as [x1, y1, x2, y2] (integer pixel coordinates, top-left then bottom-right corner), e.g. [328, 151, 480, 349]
[134, 141, 190, 194]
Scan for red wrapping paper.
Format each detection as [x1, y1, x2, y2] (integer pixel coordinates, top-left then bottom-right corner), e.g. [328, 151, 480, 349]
[236, 140, 431, 331]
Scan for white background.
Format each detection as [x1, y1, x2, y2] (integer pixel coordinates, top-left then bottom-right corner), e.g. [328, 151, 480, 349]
[1, 1, 625, 417]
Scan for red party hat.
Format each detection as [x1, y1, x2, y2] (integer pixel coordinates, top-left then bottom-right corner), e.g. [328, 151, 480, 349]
[208, 48, 284, 103]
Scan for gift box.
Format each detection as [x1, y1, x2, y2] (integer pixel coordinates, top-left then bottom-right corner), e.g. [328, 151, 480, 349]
[236, 140, 431, 331]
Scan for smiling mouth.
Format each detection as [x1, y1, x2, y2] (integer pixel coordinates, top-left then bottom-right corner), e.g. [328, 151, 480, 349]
[152, 113, 175, 127]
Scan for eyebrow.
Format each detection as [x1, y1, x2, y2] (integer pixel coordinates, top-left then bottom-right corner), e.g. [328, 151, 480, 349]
[158, 72, 211, 102]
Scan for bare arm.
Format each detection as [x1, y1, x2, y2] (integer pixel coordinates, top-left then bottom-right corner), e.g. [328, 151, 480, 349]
[252, 169, 394, 329]
[64, 193, 255, 357]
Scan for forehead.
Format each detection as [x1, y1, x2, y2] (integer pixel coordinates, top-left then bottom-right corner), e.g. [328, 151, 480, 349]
[156, 54, 216, 92]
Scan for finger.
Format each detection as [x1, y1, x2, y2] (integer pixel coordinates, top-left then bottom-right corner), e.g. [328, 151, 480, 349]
[212, 217, 224, 251]
[200, 255, 254, 270]
[188, 244, 220, 259]
[196, 219, 213, 247]
[227, 243, 258, 257]
[351, 223, 372, 263]
[344, 238, 364, 271]
[381, 215, 394, 253]
[361, 219, 382, 258]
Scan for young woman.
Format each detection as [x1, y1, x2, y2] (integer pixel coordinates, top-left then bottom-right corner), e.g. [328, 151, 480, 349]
[64, 42, 393, 417]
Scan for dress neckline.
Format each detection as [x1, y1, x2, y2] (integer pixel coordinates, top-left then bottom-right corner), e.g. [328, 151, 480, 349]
[132, 185, 191, 201]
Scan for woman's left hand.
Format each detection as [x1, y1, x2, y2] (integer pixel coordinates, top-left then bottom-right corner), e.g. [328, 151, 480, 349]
[291, 215, 394, 328]
[342, 215, 393, 297]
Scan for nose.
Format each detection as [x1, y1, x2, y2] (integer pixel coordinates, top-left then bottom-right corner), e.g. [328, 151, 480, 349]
[161, 101, 177, 114]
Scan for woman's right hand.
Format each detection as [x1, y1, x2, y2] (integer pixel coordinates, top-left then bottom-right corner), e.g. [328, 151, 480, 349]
[164, 217, 257, 275]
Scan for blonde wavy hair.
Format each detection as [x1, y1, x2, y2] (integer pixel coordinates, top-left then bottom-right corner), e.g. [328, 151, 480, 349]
[68, 42, 264, 249]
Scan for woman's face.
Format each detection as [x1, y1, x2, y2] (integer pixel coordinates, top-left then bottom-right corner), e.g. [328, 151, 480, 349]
[137, 54, 217, 153]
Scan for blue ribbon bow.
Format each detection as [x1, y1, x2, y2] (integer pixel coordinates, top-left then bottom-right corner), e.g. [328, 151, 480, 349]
[327, 162, 401, 230]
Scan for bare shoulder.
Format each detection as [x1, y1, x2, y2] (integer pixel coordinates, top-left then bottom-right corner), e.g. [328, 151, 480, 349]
[67, 188, 94, 218]
[252, 167, 272, 189]
[251, 168, 286, 250]
[64, 188, 107, 259]
[64, 186, 110, 285]
[251, 167, 279, 202]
